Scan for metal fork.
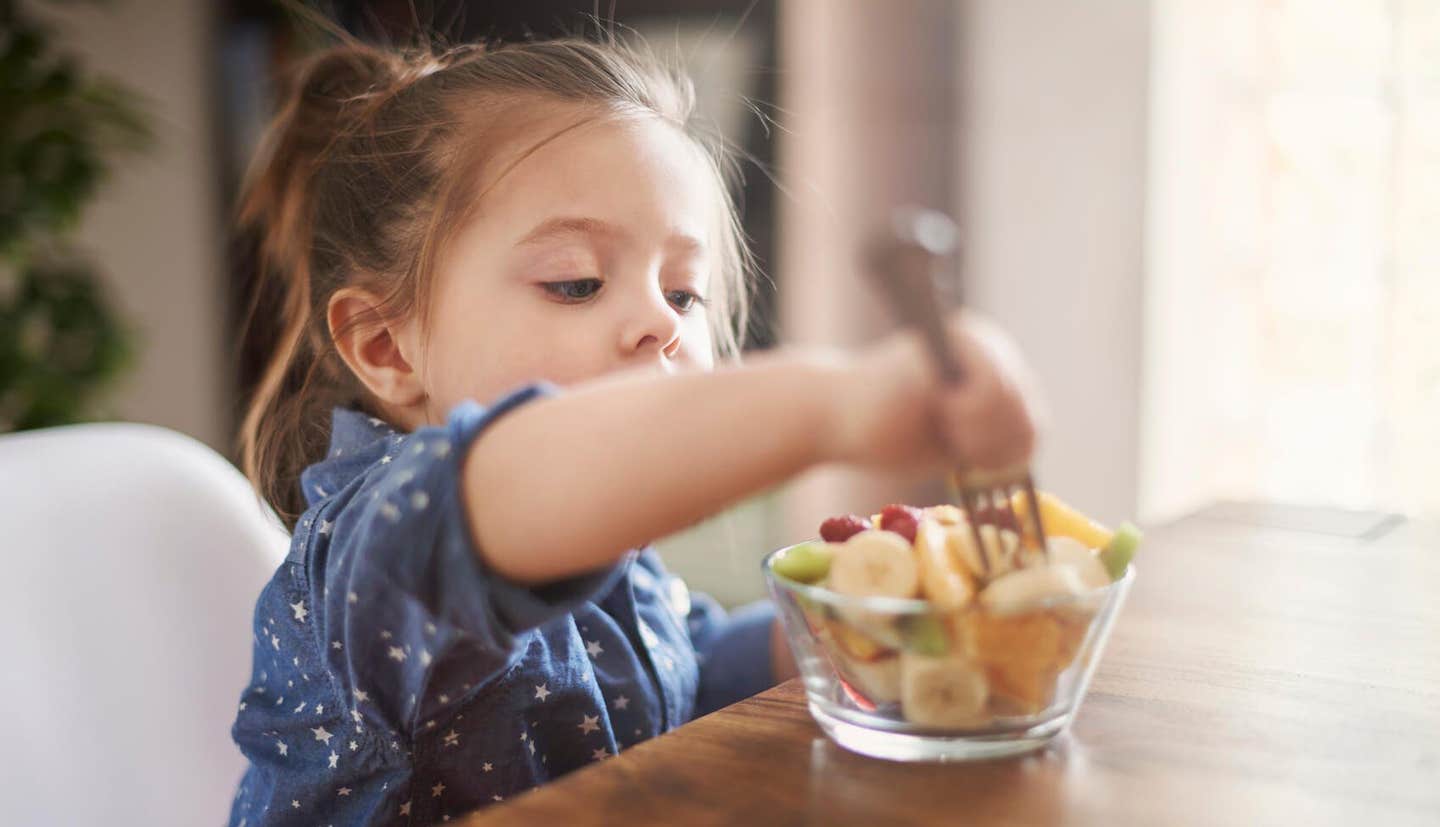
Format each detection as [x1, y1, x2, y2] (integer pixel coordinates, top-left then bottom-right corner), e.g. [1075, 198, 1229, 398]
[863, 207, 1049, 573]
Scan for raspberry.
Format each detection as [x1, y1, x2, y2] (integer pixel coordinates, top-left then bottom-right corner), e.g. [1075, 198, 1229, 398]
[877, 504, 922, 544]
[819, 514, 871, 543]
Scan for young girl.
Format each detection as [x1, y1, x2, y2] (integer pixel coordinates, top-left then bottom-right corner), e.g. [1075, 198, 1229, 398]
[229, 36, 1039, 825]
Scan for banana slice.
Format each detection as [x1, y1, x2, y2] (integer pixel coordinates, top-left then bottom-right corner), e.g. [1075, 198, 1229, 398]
[1045, 536, 1110, 590]
[945, 523, 1021, 580]
[828, 529, 920, 599]
[914, 518, 974, 611]
[899, 652, 989, 728]
[979, 563, 1088, 616]
[834, 651, 903, 704]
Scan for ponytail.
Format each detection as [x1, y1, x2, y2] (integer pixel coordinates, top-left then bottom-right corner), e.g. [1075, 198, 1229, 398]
[238, 45, 400, 527]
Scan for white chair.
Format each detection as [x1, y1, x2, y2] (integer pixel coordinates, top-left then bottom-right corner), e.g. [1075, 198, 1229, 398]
[0, 423, 289, 826]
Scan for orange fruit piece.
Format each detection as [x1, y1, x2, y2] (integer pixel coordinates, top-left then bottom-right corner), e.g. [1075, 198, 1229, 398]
[828, 618, 889, 661]
[1011, 490, 1114, 550]
[1052, 609, 1092, 670]
[962, 610, 1063, 714]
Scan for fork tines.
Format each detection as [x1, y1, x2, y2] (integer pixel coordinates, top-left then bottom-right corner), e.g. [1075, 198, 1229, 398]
[949, 470, 1049, 573]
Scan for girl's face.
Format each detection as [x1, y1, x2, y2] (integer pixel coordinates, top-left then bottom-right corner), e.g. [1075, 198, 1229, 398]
[413, 111, 721, 424]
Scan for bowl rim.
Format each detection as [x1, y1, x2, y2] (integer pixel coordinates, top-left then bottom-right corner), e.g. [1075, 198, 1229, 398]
[762, 541, 1136, 615]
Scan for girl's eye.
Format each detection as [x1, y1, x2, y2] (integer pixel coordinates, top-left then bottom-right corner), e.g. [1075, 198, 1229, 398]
[540, 278, 603, 303]
[666, 289, 708, 313]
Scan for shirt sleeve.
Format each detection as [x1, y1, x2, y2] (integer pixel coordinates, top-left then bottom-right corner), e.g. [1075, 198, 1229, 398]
[686, 592, 778, 717]
[315, 384, 627, 731]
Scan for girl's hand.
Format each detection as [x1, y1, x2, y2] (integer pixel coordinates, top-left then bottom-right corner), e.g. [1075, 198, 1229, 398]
[827, 312, 1044, 474]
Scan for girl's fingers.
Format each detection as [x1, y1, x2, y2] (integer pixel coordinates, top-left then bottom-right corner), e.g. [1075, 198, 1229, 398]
[940, 384, 1035, 470]
[937, 316, 1040, 470]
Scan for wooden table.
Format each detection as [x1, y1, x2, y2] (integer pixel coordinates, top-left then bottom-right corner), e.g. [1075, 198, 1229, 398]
[463, 504, 1439, 826]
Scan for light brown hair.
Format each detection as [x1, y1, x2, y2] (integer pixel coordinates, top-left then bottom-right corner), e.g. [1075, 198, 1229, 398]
[237, 35, 753, 528]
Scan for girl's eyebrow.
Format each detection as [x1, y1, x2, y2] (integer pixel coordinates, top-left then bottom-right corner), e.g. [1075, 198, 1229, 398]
[515, 215, 705, 255]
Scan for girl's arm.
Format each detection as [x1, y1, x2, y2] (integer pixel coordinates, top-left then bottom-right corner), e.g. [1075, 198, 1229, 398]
[464, 317, 1036, 585]
[463, 348, 845, 584]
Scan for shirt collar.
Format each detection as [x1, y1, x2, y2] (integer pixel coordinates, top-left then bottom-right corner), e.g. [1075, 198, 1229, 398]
[299, 408, 403, 508]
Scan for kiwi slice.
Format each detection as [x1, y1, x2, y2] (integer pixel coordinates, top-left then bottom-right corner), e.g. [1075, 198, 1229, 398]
[898, 613, 950, 656]
[1100, 522, 1142, 580]
[772, 542, 835, 584]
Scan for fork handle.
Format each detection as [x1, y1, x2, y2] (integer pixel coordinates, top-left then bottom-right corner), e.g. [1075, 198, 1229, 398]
[865, 223, 966, 386]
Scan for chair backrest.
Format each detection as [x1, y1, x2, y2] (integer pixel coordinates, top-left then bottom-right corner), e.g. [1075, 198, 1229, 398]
[0, 423, 289, 826]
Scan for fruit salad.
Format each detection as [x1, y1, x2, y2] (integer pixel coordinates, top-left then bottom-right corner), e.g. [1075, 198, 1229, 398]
[767, 493, 1140, 729]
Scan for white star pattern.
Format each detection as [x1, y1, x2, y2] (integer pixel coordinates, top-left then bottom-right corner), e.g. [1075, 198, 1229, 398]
[586, 640, 604, 658]
[614, 695, 629, 710]
[315, 704, 323, 714]
[349, 740, 358, 752]
[293, 701, 305, 713]
[276, 741, 288, 756]
[351, 709, 363, 724]
[424, 622, 437, 635]
[420, 649, 433, 666]
[431, 782, 445, 797]
[290, 601, 307, 622]
[519, 732, 527, 742]
[411, 491, 430, 510]
[275, 696, 284, 706]
[592, 748, 609, 761]
[328, 751, 338, 769]
[347, 591, 358, 604]
[492, 795, 504, 802]
[387, 646, 406, 662]
[380, 454, 392, 464]
[353, 689, 369, 702]
[528, 739, 536, 755]
[379, 630, 392, 639]
[332, 640, 342, 650]
[338, 787, 351, 797]
[317, 519, 332, 535]
[270, 634, 279, 650]
[291, 800, 299, 809]
[482, 762, 493, 772]
[312, 726, 333, 744]
[443, 729, 460, 747]
[438, 694, 450, 704]
[534, 684, 551, 702]
[578, 714, 600, 735]
[399, 801, 411, 816]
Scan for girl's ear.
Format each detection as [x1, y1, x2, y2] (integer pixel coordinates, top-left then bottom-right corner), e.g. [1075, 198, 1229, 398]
[327, 286, 427, 410]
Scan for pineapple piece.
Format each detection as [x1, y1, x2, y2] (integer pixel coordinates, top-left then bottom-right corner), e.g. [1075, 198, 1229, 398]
[1011, 490, 1114, 550]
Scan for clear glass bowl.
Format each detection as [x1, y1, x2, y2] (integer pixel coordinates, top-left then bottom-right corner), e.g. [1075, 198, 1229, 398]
[763, 545, 1134, 762]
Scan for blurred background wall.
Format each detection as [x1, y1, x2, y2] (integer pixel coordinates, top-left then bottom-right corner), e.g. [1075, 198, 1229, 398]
[28, 0, 229, 449]
[18, 0, 1438, 606]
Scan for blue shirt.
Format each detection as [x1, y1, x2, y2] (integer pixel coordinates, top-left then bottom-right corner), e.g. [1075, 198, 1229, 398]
[228, 384, 776, 826]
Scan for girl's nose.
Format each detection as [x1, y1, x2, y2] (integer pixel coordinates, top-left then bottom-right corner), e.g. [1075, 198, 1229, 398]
[618, 289, 683, 361]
